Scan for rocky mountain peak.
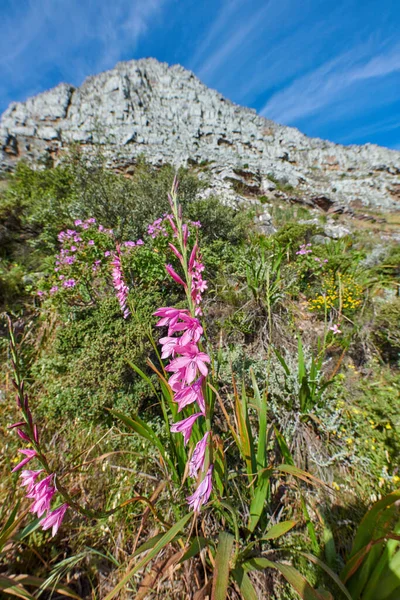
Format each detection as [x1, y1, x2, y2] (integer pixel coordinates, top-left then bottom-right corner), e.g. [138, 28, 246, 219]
[1, 57, 399, 211]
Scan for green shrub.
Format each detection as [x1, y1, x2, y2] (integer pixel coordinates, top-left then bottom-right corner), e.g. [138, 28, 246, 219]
[373, 297, 400, 363]
[33, 297, 161, 422]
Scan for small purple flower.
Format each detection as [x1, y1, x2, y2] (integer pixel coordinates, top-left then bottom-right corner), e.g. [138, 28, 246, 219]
[104, 251, 111, 257]
[74, 219, 82, 226]
[50, 286, 59, 294]
[37, 290, 44, 297]
[330, 324, 342, 335]
[87, 218, 96, 224]
[70, 245, 77, 252]
[136, 239, 144, 246]
[63, 278, 76, 288]
[124, 241, 136, 248]
[88, 240, 95, 246]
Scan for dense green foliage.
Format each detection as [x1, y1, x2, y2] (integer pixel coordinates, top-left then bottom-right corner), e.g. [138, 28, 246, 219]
[0, 156, 399, 599]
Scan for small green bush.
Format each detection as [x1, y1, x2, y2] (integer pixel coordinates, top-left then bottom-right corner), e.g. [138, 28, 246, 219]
[33, 297, 160, 421]
[373, 297, 400, 363]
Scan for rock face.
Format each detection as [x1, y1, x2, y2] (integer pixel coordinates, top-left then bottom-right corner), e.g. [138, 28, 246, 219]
[1, 58, 399, 211]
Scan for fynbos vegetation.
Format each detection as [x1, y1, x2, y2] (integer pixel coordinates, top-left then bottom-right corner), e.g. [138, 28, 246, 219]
[0, 153, 399, 599]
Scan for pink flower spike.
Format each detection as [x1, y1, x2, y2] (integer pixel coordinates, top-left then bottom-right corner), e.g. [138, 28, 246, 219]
[170, 412, 202, 445]
[187, 465, 213, 512]
[165, 264, 187, 288]
[189, 432, 210, 478]
[168, 243, 183, 263]
[12, 449, 37, 473]
[40, 504, 69, 537]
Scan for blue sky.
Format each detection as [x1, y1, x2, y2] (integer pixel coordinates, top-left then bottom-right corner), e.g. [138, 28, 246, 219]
[1, 0, 399, 149]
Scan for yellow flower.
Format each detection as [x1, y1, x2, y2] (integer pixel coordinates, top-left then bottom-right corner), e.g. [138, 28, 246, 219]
[385, 423, 392, 430]
[393, 475, 400, 483]
[332, 482, 340, 491]
[371, 445, 376, 450]
[346, 438, 354, 445]
[369, 419, 375, 425]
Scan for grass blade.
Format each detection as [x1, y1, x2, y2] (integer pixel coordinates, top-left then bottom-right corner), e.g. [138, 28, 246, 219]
[211, 532, 235, 600]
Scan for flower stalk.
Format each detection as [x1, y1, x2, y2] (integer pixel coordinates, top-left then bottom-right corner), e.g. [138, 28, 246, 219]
[153, 179, 213, 512]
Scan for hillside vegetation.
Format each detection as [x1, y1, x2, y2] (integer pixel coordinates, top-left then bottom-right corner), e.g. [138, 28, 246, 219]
[0, 152, 399, 600]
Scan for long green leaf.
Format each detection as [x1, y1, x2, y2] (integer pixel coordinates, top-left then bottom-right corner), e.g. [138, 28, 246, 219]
[262, 520, 297, 540]
[231, 567, 258, 600]
[179, 536, 210, 563]
[248, 467, 273, 533]
[350, 489, 400, 557]
[0, 577, 35, 599]
[242, 557, 328, 600]
[299, 552, 353, 600]
[103, 512, 192, 600]
[211, 532, 234, 600]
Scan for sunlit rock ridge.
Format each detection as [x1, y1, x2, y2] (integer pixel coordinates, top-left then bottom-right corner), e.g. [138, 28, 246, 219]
[1, 58, 399, 210]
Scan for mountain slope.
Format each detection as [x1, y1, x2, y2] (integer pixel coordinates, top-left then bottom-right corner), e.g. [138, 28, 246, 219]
[1, 57, 399, 210]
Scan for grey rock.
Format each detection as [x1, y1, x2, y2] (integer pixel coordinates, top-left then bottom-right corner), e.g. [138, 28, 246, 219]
[311, 234, 329, 245]
[1, 58, 400, 211]
[324, 224, 351, 239]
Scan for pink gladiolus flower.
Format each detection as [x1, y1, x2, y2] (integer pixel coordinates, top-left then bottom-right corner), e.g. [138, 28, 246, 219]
[187, 465, 213, 511]
[166, 347, 210, 384]
[174, 377, 205, 413]
[20, 469, 43, 493]
[159, 336, 191, 359]
[189, 432, 210, 478]
[26, 473, 54, 498]
[170, 412, 203, 445]
[12, 449, 37, 473]
[154, 307, 189, 330]
[168, 369, 186, 392]
[165, 264, 187, 288]
[40, 503, 69, 537]
[29, 478, 56, 518]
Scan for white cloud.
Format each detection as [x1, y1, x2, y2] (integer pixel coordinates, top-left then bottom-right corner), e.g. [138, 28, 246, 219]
[260, 40, 400, 124]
